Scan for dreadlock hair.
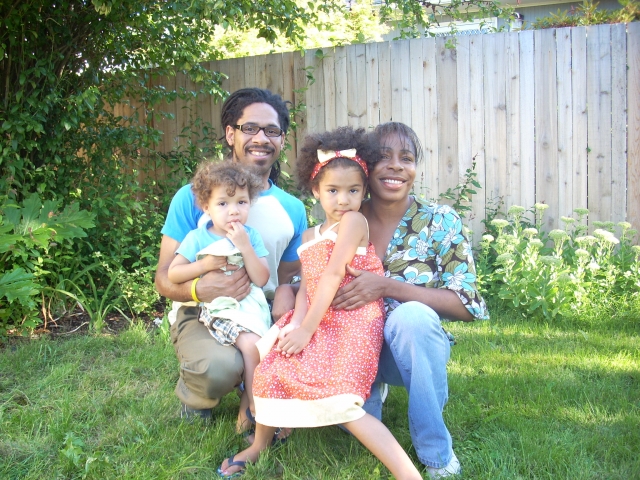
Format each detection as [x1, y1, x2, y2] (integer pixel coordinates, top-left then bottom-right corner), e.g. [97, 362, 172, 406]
[220, 88, 290, 186]
[296, 126, 381, 194]
[373, 122, 424, 164]
[191, 160, 264, 210]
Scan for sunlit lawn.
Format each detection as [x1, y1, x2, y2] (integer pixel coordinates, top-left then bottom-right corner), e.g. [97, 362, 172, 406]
[1, 300, 638, 479]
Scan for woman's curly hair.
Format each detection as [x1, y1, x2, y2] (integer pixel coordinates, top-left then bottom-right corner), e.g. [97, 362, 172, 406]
[191, 160, 264, 209]
[296, 126, 381, 193]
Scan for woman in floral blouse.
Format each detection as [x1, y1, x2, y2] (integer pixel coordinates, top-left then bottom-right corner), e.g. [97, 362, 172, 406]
[331, 122, 488, 479]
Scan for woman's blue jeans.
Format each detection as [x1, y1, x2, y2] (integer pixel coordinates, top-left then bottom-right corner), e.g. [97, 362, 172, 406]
[363, 301, 453, 469]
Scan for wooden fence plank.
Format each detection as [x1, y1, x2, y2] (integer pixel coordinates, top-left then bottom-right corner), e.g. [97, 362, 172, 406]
[484, 33, 508, 215]
[409, 38, 426, 194]
[506, 31, 522, 208]
[571, 27, 588, 213]
[244, 55, 256, 90]
[347, 44, 359, 128]
[556, 27, 574, 219]
[323, 48, 337, 132]
[586, 24, 612, 225]
[455, 36, 472, 201]
[281, 52, 297, 169]
[421, 38, 439, 200]
[207, 60, 222, 142]
[334, 46, 348, 130]
[610, 23, 627, 224]
[469, 34, 486, 240]
[399, 40, 412, 125]
[305, 49, 325, 134]
[264, 54, 283, 96]
[390, 40, 411, 124]
[519, 31, 536, 214]
[436, 36, 459, 202]
[365, 42, 380, 128]
[378, 42, 392, 123]
[293, 52, 308, 159]
[627, 22, 640, 234]
[346, 44, 366, 128]
[535, 29, 559, 229]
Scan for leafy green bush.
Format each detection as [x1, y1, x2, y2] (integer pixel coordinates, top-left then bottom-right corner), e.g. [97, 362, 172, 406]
[0, 194, 94, 334]
[530, 0, 639, 29]
[477, 204, 640, 320]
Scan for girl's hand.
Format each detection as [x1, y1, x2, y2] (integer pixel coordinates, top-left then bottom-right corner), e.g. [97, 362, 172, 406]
[332, 265, 386, 310]
[226, 222, 251, 252]
[276, 322, 298, 343]
[277, 324, 313, 356]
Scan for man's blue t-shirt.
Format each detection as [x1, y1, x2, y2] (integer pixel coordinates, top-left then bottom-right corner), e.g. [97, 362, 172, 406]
[162, 181, 307, 298]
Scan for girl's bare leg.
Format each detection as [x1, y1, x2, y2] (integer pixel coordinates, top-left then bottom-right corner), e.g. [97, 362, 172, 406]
[234, 332, 292, 444]
[219, 423, 278, 476]
[234, 332, 260, 432]
[343, 413, 422, 480]
[236, 390, 251, 434]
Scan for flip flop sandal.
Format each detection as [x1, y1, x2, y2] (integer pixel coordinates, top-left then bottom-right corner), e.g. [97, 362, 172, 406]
[216, 454, 246, 478]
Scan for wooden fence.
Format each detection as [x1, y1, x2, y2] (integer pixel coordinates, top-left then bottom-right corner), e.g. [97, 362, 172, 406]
[129, 23, 640, 240]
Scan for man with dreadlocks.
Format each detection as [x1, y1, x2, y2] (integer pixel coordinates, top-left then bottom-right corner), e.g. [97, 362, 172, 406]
[155, 88, 307, 429]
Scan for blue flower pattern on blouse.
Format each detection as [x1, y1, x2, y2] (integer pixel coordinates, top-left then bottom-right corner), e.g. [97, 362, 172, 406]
[383, 197, 489, 320]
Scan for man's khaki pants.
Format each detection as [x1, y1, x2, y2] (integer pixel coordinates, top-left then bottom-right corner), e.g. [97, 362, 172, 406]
[171, 306, 244, 410]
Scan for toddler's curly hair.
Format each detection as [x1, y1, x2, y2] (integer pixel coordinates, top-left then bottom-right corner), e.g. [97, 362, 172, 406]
[296, 126, 381, 193]
[191, 160, 264, 209]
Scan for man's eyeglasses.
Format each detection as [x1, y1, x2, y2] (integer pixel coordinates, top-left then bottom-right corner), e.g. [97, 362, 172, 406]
[235, 124, 284, 137]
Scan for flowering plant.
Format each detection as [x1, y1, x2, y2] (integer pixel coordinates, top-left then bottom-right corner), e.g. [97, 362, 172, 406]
[477, 205, 639, 319]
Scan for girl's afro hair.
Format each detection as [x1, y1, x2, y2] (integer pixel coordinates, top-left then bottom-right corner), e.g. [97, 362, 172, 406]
[296, 126, 381, 193]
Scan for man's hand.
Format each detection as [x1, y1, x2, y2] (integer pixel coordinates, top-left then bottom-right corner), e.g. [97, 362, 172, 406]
[332, 265, 386, 311]
[276, 323, 313, 356]
[197, 267, 251, 303]
[271, 284, 297, 321]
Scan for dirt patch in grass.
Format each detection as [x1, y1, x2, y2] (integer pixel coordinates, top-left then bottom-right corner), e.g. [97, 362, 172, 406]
[1, 299, 168, 348]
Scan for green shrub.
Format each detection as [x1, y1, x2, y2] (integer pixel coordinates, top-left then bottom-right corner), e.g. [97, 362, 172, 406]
[531, 0, 639, 29]
[0, 194, 94, 334]
[477, 204, 640, 320]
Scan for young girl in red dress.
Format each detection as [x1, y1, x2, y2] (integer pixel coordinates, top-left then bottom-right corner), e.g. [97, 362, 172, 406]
[217, 127, 422, 480]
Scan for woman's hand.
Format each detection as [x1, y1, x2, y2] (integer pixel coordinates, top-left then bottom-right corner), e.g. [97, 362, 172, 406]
[332, 265, 387, 310]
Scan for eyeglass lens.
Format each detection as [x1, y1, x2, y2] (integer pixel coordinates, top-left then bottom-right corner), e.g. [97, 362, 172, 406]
[238, 124, 282, 137]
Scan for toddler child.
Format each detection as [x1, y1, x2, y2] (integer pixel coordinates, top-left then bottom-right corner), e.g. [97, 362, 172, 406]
[168, 160, 270, 423]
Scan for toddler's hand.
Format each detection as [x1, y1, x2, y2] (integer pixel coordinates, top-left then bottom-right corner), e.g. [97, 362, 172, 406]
[226, 222, 251, 252]
[202, 254, 227, 272]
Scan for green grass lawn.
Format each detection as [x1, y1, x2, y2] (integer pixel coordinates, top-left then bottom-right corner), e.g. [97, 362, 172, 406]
[1, 303, 639, 479]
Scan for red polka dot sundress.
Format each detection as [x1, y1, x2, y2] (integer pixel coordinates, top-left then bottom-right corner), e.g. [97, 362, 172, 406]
[253, 223, 385, 427]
